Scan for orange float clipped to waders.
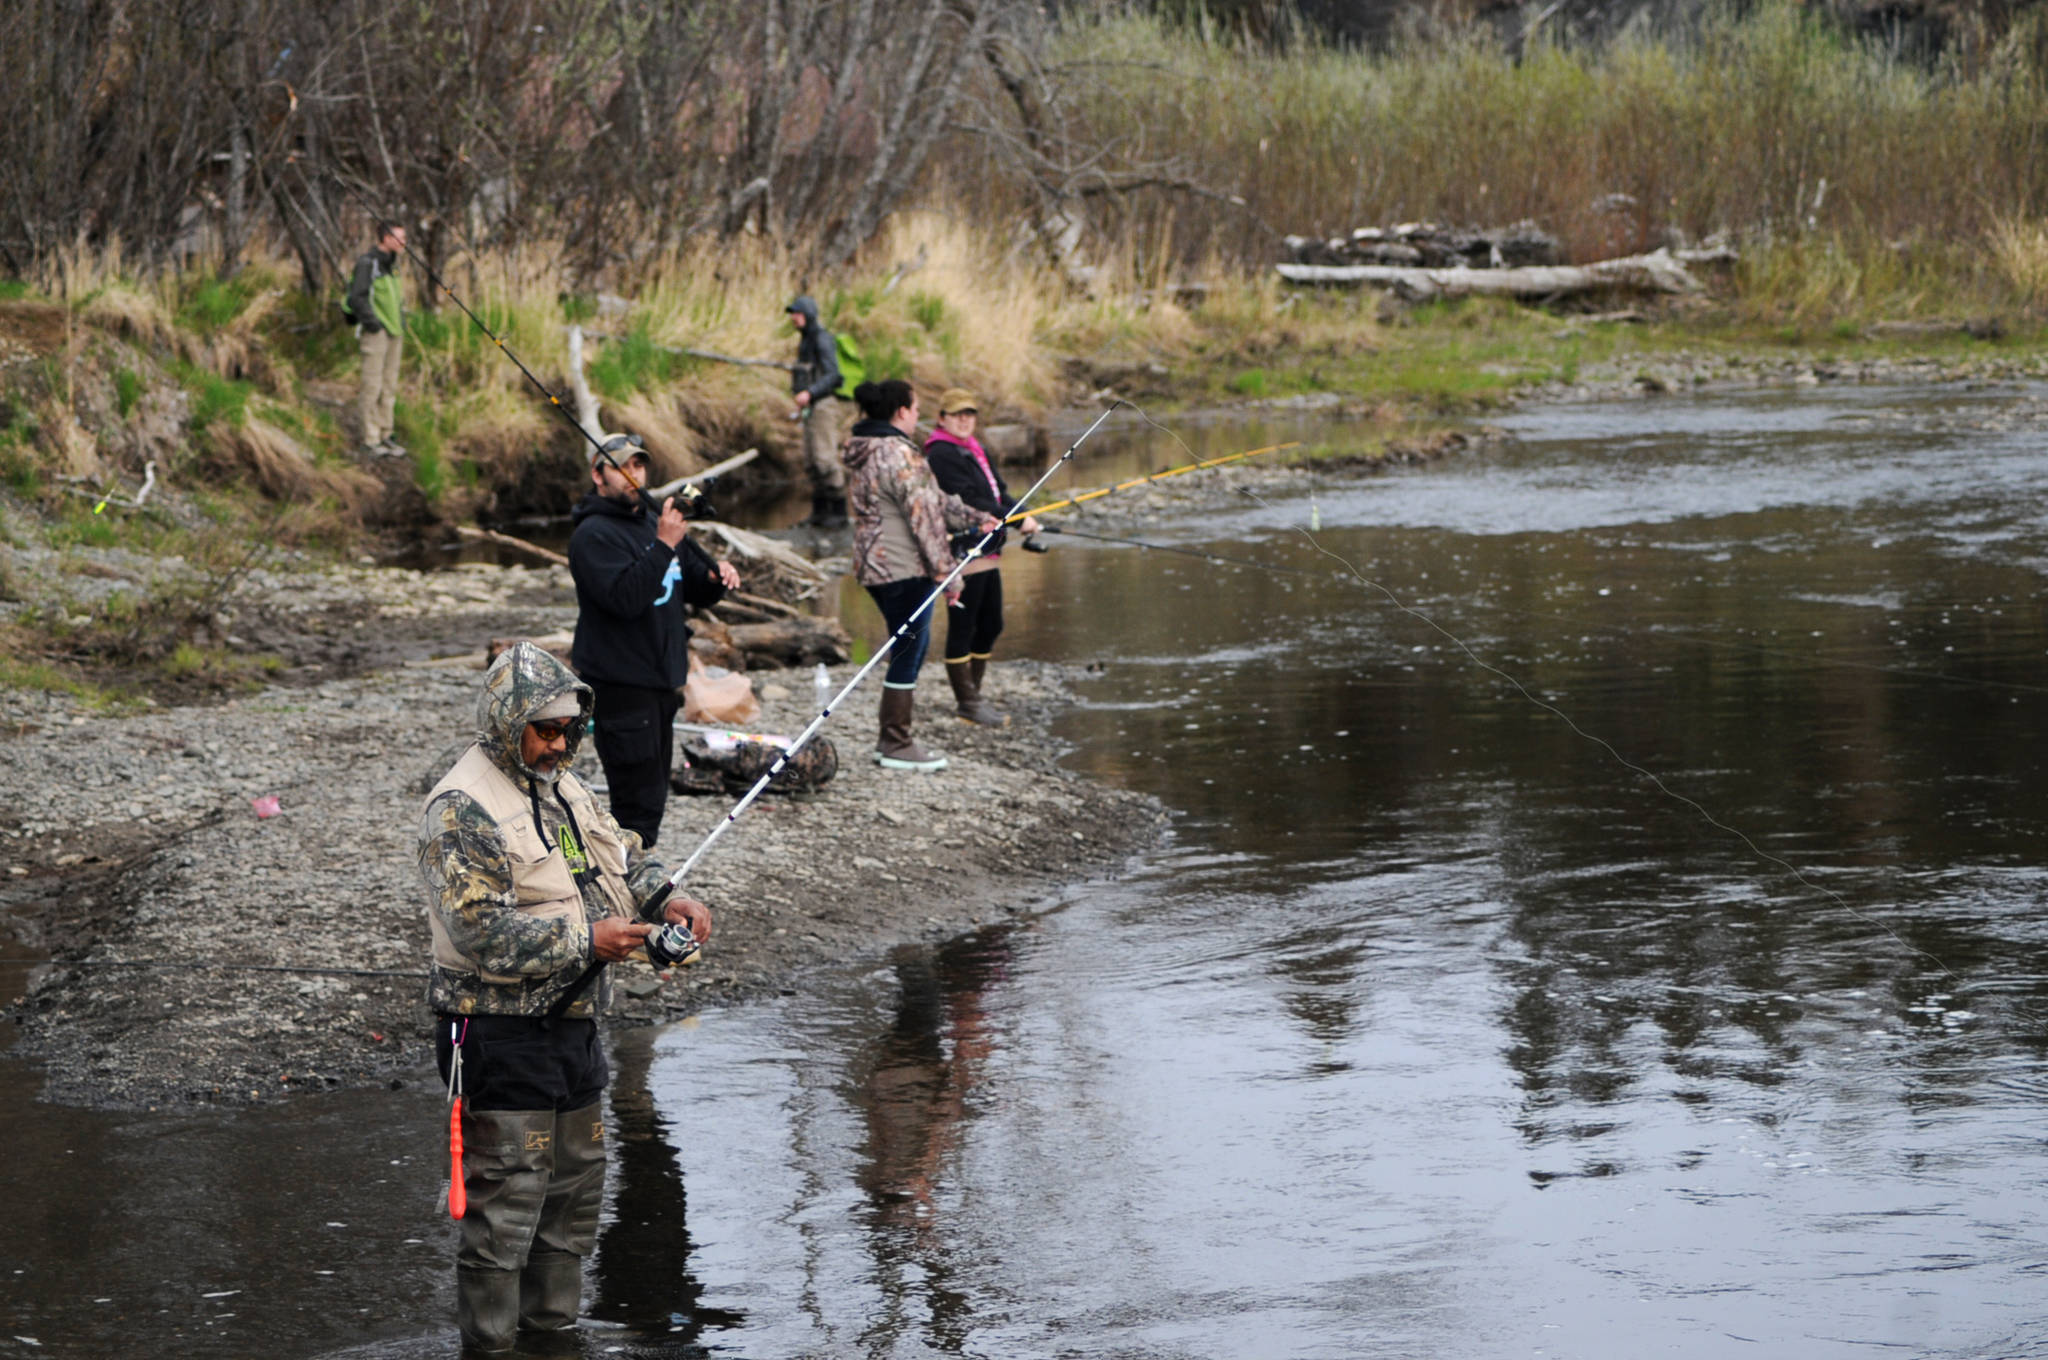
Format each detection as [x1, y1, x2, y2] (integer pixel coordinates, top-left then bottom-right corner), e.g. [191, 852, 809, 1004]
[446, 1020, 467, 1218]
[448, 1100, 466, 1218]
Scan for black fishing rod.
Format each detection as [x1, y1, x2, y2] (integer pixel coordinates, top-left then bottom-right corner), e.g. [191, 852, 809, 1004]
[326, 176, 701, 520]
[545, 402, 1133, 1018]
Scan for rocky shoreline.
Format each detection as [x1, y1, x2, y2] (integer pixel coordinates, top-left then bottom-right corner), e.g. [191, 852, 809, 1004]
[0, 592, 1165, 1108]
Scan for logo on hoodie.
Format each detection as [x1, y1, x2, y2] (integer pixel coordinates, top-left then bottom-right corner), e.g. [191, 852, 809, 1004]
[652, 557, 681, 607]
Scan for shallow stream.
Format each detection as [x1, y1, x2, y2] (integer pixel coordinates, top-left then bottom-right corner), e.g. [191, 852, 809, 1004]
[7, 383, 2048, 1358]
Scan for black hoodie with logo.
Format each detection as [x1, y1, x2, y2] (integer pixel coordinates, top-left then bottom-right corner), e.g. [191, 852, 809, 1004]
[567, 492, 726, 691]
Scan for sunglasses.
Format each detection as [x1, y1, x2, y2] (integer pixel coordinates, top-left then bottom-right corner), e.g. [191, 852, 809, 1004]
[529, 717, 586, 743]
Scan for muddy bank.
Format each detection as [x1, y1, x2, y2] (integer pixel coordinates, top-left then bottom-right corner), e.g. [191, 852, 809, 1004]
[0, 632, 1163, 1109]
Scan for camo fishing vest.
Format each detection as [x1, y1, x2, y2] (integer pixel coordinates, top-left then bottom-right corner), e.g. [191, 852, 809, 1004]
[424, 744, 638, 987]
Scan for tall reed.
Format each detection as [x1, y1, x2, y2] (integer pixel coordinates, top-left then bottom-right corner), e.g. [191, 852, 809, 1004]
[1040, 3, 2048, 311]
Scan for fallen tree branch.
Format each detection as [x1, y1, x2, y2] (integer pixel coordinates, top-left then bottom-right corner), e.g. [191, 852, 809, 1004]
[697, 521, 832, 582]
[584, 331, 795, 372]
[646, 447, 760, 499]
[456, 524, 568, 567]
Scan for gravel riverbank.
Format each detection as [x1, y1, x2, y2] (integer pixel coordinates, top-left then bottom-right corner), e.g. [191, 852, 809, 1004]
[0, 576, 1164, 1108]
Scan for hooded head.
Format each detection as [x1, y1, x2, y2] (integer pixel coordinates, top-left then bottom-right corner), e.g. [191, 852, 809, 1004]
[476, 641, 593, 786]
[786, 295, 820, 329]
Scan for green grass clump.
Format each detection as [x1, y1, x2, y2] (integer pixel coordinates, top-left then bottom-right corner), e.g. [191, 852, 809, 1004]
[0, 395, 41, 496]
[114, 367, 143, 418]
[0, 279, 30, 302]
[587, 323, 692, 401]
[174, 361, 254, 430]
[47, 508, 119, 549]
[177, 273, 260, 333]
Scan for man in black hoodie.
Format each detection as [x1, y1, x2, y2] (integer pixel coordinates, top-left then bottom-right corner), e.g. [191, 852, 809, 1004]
[568, 436, 740, 847]
[787, 295, 846, 527]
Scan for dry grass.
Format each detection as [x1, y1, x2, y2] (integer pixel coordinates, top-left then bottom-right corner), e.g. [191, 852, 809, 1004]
[207, 417, 376, 513]
[1034, 5, 2048, 317]
[81, 282, 177, 351]
[1989, 213, 2048, 312]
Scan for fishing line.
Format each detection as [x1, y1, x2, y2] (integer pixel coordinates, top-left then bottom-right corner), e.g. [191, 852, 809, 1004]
[0, 959, 429, 977]
[1034, 523, 1330, 578]
[545, 401, 1133, 1018]
[1107, 400, 1959, 983]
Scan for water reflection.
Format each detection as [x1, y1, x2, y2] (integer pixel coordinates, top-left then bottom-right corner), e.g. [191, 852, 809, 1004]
[849, 931, 1012, 1355]
[588, 1036, 744, 1347]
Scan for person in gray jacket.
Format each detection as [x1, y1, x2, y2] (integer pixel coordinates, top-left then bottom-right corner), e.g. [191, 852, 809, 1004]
[786, 295, 846, 527]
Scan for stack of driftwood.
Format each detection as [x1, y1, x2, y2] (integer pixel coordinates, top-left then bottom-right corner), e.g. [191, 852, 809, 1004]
[1284, 220, 1562, 270]
[686, 522, 850, 671]
[1277, 220, 1725, 304]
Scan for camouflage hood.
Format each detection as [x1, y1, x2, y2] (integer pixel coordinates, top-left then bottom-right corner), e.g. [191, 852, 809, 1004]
[476, 641, 593, 786]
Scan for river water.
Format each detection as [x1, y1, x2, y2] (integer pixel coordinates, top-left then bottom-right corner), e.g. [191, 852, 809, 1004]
[6, 383, 2048, 1358]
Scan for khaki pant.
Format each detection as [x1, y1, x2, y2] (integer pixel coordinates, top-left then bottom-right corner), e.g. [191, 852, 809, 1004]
[801, 396, 844, 493]
[356, 326, 403, 447]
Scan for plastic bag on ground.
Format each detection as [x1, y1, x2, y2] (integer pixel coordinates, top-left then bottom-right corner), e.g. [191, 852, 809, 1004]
[683, 655, 760, 726]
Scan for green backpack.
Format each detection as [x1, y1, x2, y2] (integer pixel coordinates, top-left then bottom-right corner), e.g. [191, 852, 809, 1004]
[833, 331, 865, 400]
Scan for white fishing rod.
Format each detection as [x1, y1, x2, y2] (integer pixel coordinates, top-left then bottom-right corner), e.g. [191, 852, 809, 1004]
[550, 401, 1128, 1014]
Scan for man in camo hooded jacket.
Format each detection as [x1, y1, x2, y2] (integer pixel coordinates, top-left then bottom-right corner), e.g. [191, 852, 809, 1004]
[418, 640, 711, 1353]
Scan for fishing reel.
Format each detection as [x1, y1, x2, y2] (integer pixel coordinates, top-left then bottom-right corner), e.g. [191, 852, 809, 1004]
[638, 882, 705, 968]
[669, 481, 718, 522]
[645, 919, 704, 968]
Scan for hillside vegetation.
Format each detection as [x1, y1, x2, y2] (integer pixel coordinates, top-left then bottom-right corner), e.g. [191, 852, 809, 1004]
[1, 2, 2045, 607]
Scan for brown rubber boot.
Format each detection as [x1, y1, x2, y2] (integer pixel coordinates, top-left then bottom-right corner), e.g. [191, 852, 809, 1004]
[875, 686, 947, 771]
[965, 657, 1008, 726]
[945, 660, 980, 722]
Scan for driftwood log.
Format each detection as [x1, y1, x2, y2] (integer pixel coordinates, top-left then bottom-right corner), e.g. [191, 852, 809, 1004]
[1277, 248, 1699, 303]
[689, 612, 850, 669]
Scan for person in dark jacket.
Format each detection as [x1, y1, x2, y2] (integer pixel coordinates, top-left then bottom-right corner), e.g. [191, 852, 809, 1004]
[923, 389, 1040, 726]
[787, 295, 846, 527]
[346, 223, 408, 458]
[568, 435, 740, 846]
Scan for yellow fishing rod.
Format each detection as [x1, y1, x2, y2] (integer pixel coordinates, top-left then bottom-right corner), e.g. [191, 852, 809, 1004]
[1005, 441, 1301, 523]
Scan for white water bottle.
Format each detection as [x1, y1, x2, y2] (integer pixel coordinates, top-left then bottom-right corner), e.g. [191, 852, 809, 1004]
[813, 662, 831, 710]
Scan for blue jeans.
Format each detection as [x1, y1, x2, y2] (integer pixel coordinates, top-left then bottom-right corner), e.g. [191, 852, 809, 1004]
[867, 577, 935, 687]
